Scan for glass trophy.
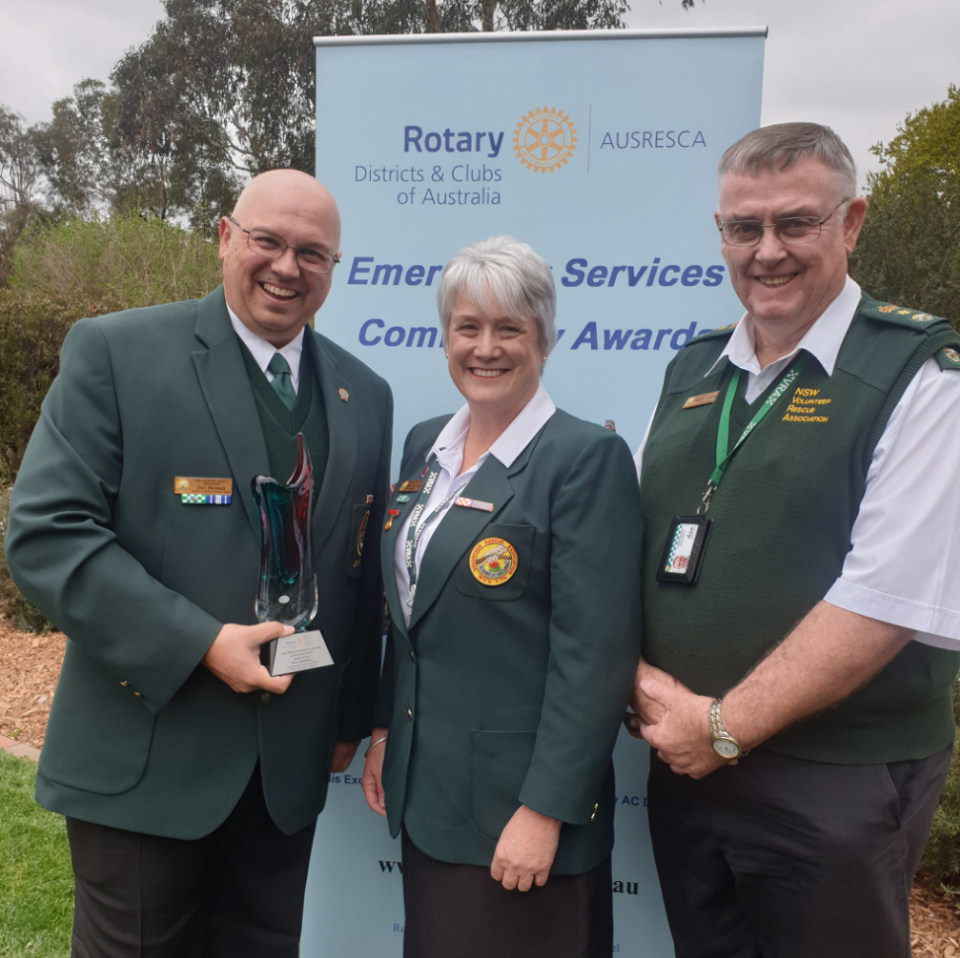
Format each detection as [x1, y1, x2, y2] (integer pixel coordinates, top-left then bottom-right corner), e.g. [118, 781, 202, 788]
[252, 433, 331, 676]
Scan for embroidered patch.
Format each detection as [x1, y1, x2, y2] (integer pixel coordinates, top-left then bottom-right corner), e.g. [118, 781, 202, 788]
[469, 537, 519, 587]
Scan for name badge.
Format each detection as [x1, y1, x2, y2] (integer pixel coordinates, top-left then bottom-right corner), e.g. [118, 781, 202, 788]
[398, 480, 424, 493]
[656, 515, 712, 584]
[682, 391, 719, 410]
[174, 477, 233, 496]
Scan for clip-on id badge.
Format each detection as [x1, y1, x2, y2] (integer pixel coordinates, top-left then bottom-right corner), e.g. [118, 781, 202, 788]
[656, 515, 712, 584]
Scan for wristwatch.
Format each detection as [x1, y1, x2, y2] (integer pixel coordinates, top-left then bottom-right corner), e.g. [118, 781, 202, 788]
[708, 698, 743, 760]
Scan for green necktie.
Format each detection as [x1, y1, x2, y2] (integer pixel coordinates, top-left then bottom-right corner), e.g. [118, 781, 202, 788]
[267, 353, 296, 410]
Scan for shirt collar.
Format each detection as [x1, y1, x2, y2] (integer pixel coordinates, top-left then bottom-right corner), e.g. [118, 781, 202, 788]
[427, 384, 557, 470]
[706, 276, 862, 379]
[227, 304, 305, 388]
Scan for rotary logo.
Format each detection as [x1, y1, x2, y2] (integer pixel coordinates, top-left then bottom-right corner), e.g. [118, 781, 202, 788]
[513, 107, 577, 173]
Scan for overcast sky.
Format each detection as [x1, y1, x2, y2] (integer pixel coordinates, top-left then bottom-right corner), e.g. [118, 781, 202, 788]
[1, 0, 956, 187]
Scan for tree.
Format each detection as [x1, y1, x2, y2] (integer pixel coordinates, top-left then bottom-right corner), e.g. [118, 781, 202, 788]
[850, 86, 960, 329]
[0, 107, 41, 211]
[33, 80, 117, 216]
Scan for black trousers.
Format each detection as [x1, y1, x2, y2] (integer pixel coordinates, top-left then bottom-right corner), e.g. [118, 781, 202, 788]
[647, 744, 953, 958]
[66, 764, 316, 958]
[400, 828, 613, 958]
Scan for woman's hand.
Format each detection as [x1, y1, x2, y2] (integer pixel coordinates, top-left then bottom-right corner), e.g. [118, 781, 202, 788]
[490, 805, 561, 891]
[360, 727, 389, 817]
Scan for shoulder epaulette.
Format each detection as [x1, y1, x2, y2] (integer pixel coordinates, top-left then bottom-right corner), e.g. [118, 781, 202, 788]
[860, 298, 947, 330]
[685, 322, 738, 346]
[935, 345, 960, 371]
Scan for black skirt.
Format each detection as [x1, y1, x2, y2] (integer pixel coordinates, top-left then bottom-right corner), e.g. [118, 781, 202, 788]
[400, 829, 612, 958]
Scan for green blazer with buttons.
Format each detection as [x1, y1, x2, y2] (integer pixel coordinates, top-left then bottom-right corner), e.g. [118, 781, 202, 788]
[375, 409, 642, 874]
[5, 286, 392, 838]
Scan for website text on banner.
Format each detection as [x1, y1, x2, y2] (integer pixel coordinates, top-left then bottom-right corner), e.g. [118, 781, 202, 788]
[302, 27, 765, 958]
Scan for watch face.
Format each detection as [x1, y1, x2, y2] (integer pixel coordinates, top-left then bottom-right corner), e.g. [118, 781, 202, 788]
[712, 738, 740, 760]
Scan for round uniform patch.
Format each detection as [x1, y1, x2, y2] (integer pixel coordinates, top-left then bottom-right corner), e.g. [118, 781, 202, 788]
[356, 510, 370, 556]
[469, 537, 519, 587]
[943, 347, 960, 365]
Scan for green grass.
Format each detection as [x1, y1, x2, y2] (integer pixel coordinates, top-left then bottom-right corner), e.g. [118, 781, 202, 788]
[0, 752, 72, 958]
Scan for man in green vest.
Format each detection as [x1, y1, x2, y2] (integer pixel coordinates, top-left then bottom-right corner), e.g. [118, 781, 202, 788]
[5, 169, 393, 957]
[630, 123, 960, 957]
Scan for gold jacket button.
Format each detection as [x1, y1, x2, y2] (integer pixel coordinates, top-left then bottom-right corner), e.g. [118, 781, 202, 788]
[261, 692, 271, 704]
[409, 651, 415, 662]
[119, 681, 128, 687]
[406, 708, 413, 720]
[133, 691, 142, 698]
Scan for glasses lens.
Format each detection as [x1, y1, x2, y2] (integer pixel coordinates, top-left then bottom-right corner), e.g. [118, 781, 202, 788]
[248, 230, 284, 256]
[777, 217, 821, 245]
[722, 222, 763, 246]
[296, 249, 334, 274]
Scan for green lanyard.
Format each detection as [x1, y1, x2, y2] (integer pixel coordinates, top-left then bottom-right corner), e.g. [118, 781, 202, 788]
[699, 353, 808, 514]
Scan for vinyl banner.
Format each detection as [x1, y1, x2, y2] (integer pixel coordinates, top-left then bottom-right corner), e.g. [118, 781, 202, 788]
[302, 28, 764, 957]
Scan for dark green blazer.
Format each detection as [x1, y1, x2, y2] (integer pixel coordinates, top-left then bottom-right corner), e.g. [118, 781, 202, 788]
[375, 409, 642, 874]
[5, 287, 392, 838]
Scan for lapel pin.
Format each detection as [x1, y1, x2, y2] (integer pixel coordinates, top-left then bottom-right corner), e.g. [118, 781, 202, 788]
[366, 494, 374, 504]
[384, 508, 401, 531]
[338, 388, 349, 402]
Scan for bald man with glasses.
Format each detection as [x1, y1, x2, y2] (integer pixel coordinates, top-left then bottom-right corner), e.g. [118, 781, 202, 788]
[629, 123, 960, 958]
[6, 169, 393, 958]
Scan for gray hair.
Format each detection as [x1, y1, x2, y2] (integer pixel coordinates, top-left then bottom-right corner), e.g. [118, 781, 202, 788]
[718, 122, 857, 198]
[437, 235, 557, 357]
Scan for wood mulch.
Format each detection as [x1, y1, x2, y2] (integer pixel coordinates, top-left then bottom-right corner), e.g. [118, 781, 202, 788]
[0, 625, 61, 748]
[1, 627, 959, 953]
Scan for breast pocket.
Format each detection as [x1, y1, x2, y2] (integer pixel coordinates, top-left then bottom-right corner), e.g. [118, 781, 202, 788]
[453, 523, 536, 602]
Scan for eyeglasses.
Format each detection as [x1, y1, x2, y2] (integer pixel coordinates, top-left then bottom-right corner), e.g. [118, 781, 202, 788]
[227, 216, 341, 274]
[717, 198, 851, 247]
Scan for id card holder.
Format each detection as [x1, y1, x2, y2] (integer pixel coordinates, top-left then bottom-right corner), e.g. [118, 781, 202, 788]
[656, 515, 712, 585]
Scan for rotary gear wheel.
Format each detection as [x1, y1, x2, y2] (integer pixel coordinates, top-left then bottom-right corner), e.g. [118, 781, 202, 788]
[513, 107, 578, 173]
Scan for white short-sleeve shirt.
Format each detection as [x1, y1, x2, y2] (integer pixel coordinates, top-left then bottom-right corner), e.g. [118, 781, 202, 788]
[634, 277, 960, 649]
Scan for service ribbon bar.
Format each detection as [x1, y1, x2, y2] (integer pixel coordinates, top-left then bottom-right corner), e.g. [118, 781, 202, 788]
[454, 496, 495, 513]
[181, 494, 232, 505]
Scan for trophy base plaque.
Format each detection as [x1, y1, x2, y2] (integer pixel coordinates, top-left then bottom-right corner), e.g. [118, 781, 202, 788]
[261, 630, 334, 677]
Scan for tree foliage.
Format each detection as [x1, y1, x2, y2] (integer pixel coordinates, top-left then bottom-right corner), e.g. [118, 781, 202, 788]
[850, 86, 960, 330]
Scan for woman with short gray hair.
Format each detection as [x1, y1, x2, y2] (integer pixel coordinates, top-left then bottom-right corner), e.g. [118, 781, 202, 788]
[361, 236, 642, 958]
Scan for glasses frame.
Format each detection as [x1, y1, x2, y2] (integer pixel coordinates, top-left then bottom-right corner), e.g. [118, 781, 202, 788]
[717, 198, 851, 248]
[227, 216, 341, 274]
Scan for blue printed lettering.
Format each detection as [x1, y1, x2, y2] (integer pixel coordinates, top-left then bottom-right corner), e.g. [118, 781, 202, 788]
[571, 322, 598, 350]
[359, 319, 384, 346]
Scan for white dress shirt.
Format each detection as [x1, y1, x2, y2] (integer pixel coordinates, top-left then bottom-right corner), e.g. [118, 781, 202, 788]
[634, 276, 960, 648]
[394, 385, 557, 626]
[227, 305, 304, 394]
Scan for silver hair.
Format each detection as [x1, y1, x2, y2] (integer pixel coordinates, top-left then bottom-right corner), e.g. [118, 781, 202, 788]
[436, 235, 557, 358]
[718, 122, 857, 198]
